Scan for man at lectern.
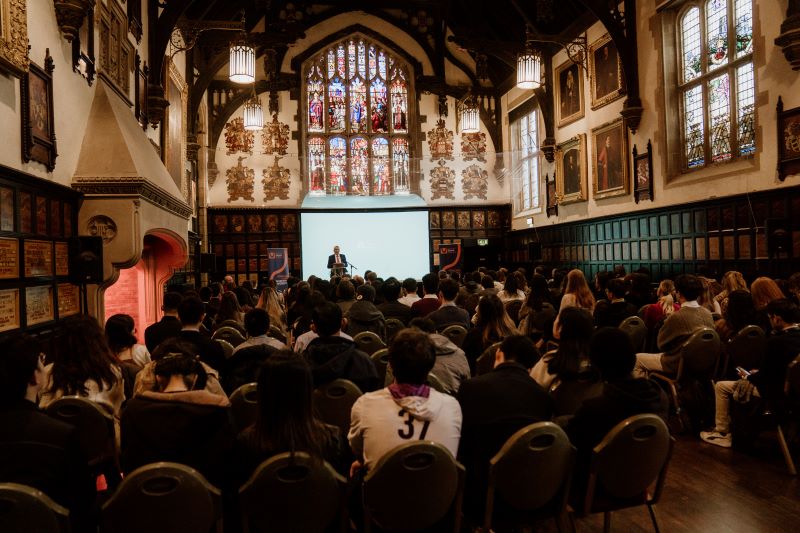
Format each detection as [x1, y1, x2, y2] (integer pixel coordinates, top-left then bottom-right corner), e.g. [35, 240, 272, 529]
[327, 245, 348, 275]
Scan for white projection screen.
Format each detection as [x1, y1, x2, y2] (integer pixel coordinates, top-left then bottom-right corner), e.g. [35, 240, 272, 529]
[301, 211, 430, 280]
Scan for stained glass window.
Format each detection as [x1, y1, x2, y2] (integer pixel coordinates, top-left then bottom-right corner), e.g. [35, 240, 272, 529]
[678, 0, 754, 170]
[511, 109, 540, 213]
[304, 36, 413, 195]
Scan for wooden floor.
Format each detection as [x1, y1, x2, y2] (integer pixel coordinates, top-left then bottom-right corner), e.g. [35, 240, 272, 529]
[561, 434, 800, 532]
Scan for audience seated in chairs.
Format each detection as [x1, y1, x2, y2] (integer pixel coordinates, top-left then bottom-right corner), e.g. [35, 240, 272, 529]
[593, 278, 638, 328]
[334, 280, 358, 317]
[457, 334, 552, 526]
[701, 299, 800, 449]
[425, 278, 471, 330]
[222, 309, 284, 394]
[175, 296, 227, 374]
[497, 272, 526, 304]
[212, 292, 247, 335]
[234, 309, 286, 355]
[397, 277, 421, 307]
[566, 327, 669, 500]
[531, 307, 593, 390]
[304, 301, 380, 393]
[255, 285, 288, 336]
[376, 278, 414, 325]
[715, 289, 760, 343]
[0, 334, 95, 531]
[105, 313, 150, 401]
[411, 273, 442, 317]
[345, 284, 386, 339]
[519, 274, 557, 337]
[641, 280, 680, 331]
[409, 318, 471, 394]
[463, 294, 519, 374]
[144, 291, 183, 352]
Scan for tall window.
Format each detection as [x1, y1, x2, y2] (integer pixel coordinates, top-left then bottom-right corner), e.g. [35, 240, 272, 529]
[510, 108, 540, 213]
[679, 0, 754, 169]
[305, 36, 412, 196]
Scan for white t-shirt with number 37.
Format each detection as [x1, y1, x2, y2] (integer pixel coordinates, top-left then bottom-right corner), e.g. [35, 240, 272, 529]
[348, 388, 462, 471]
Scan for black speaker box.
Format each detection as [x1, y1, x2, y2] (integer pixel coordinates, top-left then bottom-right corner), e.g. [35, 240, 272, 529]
[528, 242, 542, 261]
[766, 218, 790, 257]
[68, 236, 104, 284]
[200, 253, 216, 273]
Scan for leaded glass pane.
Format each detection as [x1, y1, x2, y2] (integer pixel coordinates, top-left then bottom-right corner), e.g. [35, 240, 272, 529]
[378, 51, 387, 79]
[372, 138, 390, 195]
[358, 41, 366, 77]
[737, 62, 755, 155]
[328, 79, 346, 132]
[350, 137, 369, 195]
[368, 46, 377, 79]
[327, 49, 335, 78]
[684, 85, 705, 167]
[708, 73, 732, 162]
[309, 137, 326, 194]
[530, 156, 540, 209]
[370, 79, 388, 133]
[350, 79, 367, 133]
[348, 41, 356, 78]
[329, 137, 347, 195]
[681, 7, 702, 83]
[735, 0, 753, 57]
[307, 78, 324, 132]
[390, 76, 408, 133]
[522, 159, 531, 210]
[706, 0, 728, 71]
[393, 138, 410, 193]
[337, 44, 346, 78]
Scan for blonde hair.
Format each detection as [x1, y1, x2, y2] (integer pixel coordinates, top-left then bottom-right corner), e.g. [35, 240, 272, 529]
[721, 271, 748, 293]
[256, 286, 287, 332]
[751, 277, 785, 310]
[657, 280, 677, 316]
[564, 269, 596, 311]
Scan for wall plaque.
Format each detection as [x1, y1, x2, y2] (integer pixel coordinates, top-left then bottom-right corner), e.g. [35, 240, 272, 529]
[25, 285, 53, 325]
[54, 241, 69, 276]
[24, 239, 53, 277]
[0, 289, 20, 333]
[57, 283, 80, 317]
[0, 237, 19, 278]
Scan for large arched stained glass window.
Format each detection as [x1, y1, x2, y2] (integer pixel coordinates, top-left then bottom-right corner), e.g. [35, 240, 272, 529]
[305, 36, 412, 196]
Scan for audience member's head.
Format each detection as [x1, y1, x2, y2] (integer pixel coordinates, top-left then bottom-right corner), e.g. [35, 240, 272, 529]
[234, 286, 254, 308]
[104, 314, 138, 354]
[605, 278, 627, 299]
[751, 276, 786, 310]
[564, 269, 595, 309]
[178, 296, 206, 326]
[402, 277, 418, 296]
[382, 279, 402, 301]
[162, 291, 183, 313]
[502, 273, 520, 295]
[312, 301, 344, 336]
[0, 334, 43, 403]
[389, 329, 436, 385]
[336, 280, 356, 301]
[357, 284, 376, 302]
[721, 271, 748, 294]
[409, 317, 436, 334]
[613, 265, 627, 279]
[244, 308, 270, 337]
[198, 286, 212, 302]
[438, 278, 459, 302]
[674, 274, 703, 302]
[153, 342, 208, 391]
[209, 283, 223, 298]
[657, 279, 676, 299]
[594, 271, 611, 293]
[549, 307, 594, 377]
[422, 272, 439, 295]
[49, 315, 119, 397]
[590, 327, 635, 381]
[480, 275, 495, 289]
[497, 334, 540, 370]
[766, 298, 800, 327]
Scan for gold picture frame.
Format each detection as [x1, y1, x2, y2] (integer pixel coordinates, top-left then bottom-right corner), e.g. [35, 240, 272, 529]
[164, 58, 188, 200]
[0, 0, 28, 77]
[554, 59, 584, 127]
[556, 134, 588, 204]
[589, 34, 624, 110]
[592, 119, 629, 199]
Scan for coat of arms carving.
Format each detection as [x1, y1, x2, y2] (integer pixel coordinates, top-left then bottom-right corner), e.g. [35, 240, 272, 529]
[461, 132, 487, 162]
[429, 160, 455, 200]
[461, 164, 489, 200]
[426, 119, 454, 161]
[224, 117, 254, 155]
[262, 114, 290, 155]
[262, 157, 291, 201]
[226, 156, 255, 201]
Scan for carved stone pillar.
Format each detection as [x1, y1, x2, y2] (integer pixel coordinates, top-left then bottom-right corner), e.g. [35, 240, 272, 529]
[54, 0, 95, 42]
[776, 0, 800, 70]
[147, 83, 169, 127]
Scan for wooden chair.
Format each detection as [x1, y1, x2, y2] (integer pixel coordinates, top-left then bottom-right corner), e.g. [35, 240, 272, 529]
[239, 452, 347, 533]
[505, 300, 524, 325]
[619, 316, 647, 352]
[722, 325, 766, 379]
[370, 348, 390, 386]
[475, 341, 503, 376]
[575, 414, 673, 533]
[483, 423, 575, 532]
[101, 462, 223, 533]
[313, 379, 363, 435]
[0, 483, 70, 533]
[384, 318, 405, 343]
[363, 442, 465, 532]
[230, 382, 259, 432]
[212, 326, 246, 347]
[215, 338, 235, 359]
[352, 331, 386, 356]
[45, 396, 117, 475]
[440, 324, 468, 348]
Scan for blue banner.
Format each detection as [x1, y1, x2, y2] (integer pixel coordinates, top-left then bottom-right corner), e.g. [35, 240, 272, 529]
[267, 248, 290, 280]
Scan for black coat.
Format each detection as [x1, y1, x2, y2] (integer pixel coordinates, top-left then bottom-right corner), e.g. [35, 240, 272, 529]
[304, 336, 380, 392]
[144, 315, 183, 352]
[425, 304, 471, 330]
[593, 300, 639, 328]
[377, 300, 415, 325]
[179, 330, 227, 374]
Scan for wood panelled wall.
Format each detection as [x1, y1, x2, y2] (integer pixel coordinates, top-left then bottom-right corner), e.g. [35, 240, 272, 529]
[505, 187, 800, 281]
[427, 205, 511, 271]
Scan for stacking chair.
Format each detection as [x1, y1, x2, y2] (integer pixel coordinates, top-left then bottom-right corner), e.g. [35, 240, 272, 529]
[101, 462, 223, 533]
[268, 325, 288, 344]
[384, 318, 406, 343]
[575, 414, 673, 533]
[230, 382, 259, 432]
[505, 300, 523, 325]
[215, 338, 235, 359]
[313, 379, 363, 435]
[370, 348, 390, 385]
[440, 324, 468, 348]
[775, 354, 800, 475]
[239, 452, 347, 533]
[427, 372, 448, 394]
[475, 342, 503, 376]
[483, 423, 575, 532]
[0, 483, 70, 533]
[363, 442, 465, 532]
[353, 331, 386, 356]
[212, 326, 246, 347]
[722, 325, 766, 379]
[619, 316, 647, 352]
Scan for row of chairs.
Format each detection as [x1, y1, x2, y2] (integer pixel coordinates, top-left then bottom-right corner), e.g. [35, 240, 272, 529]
[0, 414, 673, 533]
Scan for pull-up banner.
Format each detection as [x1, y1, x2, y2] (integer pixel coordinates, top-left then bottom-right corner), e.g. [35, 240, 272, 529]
[439, 243, 462, 271]
[268, 248, 290, 280]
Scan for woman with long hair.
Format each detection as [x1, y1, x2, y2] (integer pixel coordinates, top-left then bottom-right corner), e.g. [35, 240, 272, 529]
[559, 269, 596, 313]
[256, 285, 288, 334]
[641, 279, 681, 331]
[715, 271, 748, 316]
[715, 289, 759, 342]
[105, 314, 150, 369]
[497, 271, 526, 304]
[462, 294, 518, 374]
[751, 276, 786, 311]
[236, 351, 344, 477]
[697, 277, 722, 315]
[213, 291, 246, 333]
[531, 306, 594, 390]
[519, 274, 557, 343]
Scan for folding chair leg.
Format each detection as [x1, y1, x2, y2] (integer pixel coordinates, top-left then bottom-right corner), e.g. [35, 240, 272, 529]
[777, 425, 797, 476]
[568, 511, 578, 533]
[603, 511, 612, 533]
[647, 503, 661, 533]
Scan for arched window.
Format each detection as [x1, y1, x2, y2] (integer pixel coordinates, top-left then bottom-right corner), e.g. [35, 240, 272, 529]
[678, 0, 754, 169]
[304, 36, 412, 196]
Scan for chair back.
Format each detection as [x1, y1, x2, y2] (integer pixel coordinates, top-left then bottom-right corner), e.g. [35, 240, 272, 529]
[230, 382, 259, 432]
[313, 379, 363, 435]
[440, 324, 468, 348]
[585, 414, 672, 512]
[45, 396, 115, 465]
[101, 462, 222, 533]
[486, 423, 574, 524]
[784, 354, 800, 400]
[475, 342, 502, 376]
[215, 339, 235, 359]
[239, 452, 346, 533]
[549, 369, 603, 417]
[267, 325, 287, 344]
[677, 327, 720, 380]
[0, 483, 70, 533]
[427, 372, 447, 393]
[212, 326, 246, 347]
[384, 318, 405, 342]
[727, 325, 766, 372]
[370, 348, 390, 385]
[505, 300, 523, 325]
[352, 331, 386, 356]
[619, 316, 647, 351]
[363, 442, 464, 532]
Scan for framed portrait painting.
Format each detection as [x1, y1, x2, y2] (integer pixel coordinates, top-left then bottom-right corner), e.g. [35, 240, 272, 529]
[589, 34, 624, 109]
[0, 0, 28, 77]
[592, 120, 629, 199]
[633, 140, 654, 203]
[545, 174, 558, 218]
[21, 50, 57, 171]
[554, 59, 584, 127]
[556, 134, 588, 204]
[164, 59, 188, 198]
[777, 96, 800, 181]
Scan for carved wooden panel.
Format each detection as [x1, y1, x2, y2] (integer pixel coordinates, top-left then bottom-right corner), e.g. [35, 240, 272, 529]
[98, 0, 132, 96]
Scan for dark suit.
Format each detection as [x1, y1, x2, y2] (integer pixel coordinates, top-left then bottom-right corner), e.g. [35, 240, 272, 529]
[144, 315, 183, 352]
[179, 330, 227, 373]
[425, 303, 470, 330]
[377, 300, 415, 325]
[327, 254, 348, 269]
[593, 300, 638, 328]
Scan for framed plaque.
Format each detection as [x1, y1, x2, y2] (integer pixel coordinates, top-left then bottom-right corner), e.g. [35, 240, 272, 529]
[0, 289, 20, 333]
[57, 283, 81, 317]
[26, 285, 54, 326]
[24, 239, 53, 277]
[0, 237, 19, 278]
[0, 187, 13, 231]
[54, 241, 69, 276]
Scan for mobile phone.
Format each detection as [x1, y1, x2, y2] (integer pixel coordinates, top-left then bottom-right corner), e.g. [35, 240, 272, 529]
[735, 366, 750, 377]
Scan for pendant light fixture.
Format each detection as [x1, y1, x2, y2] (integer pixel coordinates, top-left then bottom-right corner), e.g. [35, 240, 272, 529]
[517, 28, 542, 90]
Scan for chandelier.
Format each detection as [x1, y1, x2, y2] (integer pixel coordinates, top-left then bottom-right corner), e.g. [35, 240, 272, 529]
[517, 30, 542, 89]
[229, 36, 255, 84]
[460, 94, 480, 133]
[243, 93, 264, 130]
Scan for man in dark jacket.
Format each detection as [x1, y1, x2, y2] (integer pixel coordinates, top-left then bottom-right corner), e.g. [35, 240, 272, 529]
[457, 335, 553, 525]
[176, 296, 227, 373]
[305, 301, 380, 392]
[144, 291, 183, 352]
[377, 279, 414, 325]
[593, 278, 638, 328]
[345, 284, 386, 339]
[426, 278, 471, 330]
